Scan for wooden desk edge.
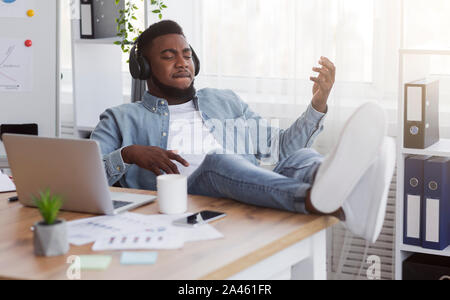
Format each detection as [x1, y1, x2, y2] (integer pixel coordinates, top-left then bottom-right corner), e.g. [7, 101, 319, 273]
[200, 216, 338, 280]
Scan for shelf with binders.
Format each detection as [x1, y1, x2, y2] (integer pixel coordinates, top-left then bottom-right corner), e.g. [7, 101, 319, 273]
[399, 53, 450, 157]
[395, 155, 450, 258]
[395, 51, 450, 279]
[395, 153, 450, 281]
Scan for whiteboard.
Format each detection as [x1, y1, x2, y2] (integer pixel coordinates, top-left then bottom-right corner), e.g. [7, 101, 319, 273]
[0, 0, 59, 156]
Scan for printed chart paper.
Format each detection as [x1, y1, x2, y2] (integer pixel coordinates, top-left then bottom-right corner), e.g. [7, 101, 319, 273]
[67, 212, 159, 246]
[92, 230, 185, 251]
[67, 212, 224, 250]
[0, 38, 33, 92]
[0, 171, 16, 192]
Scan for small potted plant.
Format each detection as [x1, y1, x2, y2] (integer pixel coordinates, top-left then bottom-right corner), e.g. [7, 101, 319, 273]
[32, 189, 69, 257]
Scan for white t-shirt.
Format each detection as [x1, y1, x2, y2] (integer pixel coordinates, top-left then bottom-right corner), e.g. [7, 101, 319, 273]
[167, 100, 223, 177]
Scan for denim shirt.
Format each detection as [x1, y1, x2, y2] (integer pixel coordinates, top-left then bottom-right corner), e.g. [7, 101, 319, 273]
[91, 88, 327, 190]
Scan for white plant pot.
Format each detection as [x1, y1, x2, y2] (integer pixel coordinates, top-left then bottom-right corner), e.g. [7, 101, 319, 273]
[33, 220, 70, 257]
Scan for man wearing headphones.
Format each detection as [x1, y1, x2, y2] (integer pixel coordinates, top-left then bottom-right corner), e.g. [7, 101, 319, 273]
[91, 20, 395, 243]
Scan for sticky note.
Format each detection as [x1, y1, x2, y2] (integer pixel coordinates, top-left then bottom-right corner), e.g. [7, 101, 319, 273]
[79, 255, 112, 270]
[120, 252, 158, 266]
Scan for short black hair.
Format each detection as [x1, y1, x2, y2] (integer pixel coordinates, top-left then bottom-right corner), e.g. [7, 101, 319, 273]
[136, 20, 185, 55]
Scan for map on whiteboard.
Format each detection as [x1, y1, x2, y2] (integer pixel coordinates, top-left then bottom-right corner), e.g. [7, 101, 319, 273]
[0, 0, 35, 18]
[0, 38, 32, 92]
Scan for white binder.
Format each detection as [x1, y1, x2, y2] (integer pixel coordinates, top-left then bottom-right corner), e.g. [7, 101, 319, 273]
[80, 0, 93, 38]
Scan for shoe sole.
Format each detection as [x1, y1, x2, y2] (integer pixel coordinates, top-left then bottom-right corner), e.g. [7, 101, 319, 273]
[310, 102, 387, 214]
[364, 137, 396, 243]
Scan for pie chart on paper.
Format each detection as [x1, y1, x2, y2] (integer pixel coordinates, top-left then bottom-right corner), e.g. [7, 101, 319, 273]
[0, 0, 35, 18]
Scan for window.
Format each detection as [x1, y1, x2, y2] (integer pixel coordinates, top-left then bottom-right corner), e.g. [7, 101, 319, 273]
[404, 0, 450, 50]
[190, 0, 400, 107]
[403, 0, 450, 79]
[202, 0, 374, 83]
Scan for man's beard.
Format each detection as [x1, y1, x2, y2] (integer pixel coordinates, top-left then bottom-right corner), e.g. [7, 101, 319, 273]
[151, 75, 196, 102]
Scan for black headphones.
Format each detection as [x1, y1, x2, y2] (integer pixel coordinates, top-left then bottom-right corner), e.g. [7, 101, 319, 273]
[129, 43, 201, 80]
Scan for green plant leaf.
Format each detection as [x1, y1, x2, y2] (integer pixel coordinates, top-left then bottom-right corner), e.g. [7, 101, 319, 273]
[33, 188, 63, 225]
[114, 0, 167, 56]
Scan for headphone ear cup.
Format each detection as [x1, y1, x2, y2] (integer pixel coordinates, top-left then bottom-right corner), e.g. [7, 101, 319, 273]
[191, 46, 201, 76]
[129, 44, 152, 80]
[129, 45, 142, 80]
[137, 55, 152, 80]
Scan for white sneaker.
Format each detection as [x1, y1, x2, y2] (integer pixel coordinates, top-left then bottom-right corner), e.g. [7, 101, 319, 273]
[343, 137, 396, 243]
[310, 102, 387, 214]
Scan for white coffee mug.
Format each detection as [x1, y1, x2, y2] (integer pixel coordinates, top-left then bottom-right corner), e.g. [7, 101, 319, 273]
[157, 175, 188, 215]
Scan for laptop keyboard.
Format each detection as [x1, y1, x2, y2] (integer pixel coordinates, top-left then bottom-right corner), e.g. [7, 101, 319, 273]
[113, 200, 133, 210]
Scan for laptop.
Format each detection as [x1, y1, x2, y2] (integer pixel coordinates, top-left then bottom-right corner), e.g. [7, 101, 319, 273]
[2, 134, 156, 215]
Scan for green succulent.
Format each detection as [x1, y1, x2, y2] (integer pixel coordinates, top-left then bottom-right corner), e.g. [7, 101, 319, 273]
[33, 189, 63, 226]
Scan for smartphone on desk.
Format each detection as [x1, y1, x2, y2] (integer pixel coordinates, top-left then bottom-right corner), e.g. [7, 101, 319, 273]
[173, 211, 226, 228]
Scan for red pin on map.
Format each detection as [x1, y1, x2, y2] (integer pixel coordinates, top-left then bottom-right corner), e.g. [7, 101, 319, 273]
[25, 40, 32, 47]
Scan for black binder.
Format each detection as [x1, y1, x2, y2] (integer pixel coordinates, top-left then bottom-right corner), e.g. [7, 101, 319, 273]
[0, 124, 38, 141]
[80, 0, 124, 39]
[404, 79, 440, 149]
[403, 254, 450, 280]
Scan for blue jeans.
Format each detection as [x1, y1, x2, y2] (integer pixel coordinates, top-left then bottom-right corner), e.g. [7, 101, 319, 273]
[187, 149, 324, 214]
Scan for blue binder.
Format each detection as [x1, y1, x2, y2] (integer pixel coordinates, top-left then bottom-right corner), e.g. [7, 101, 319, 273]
[404, 156, 429, 246]
[422, 157, 450, 250]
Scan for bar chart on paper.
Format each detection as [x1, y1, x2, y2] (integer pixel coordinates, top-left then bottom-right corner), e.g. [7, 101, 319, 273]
[92, 231, 185, 251]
